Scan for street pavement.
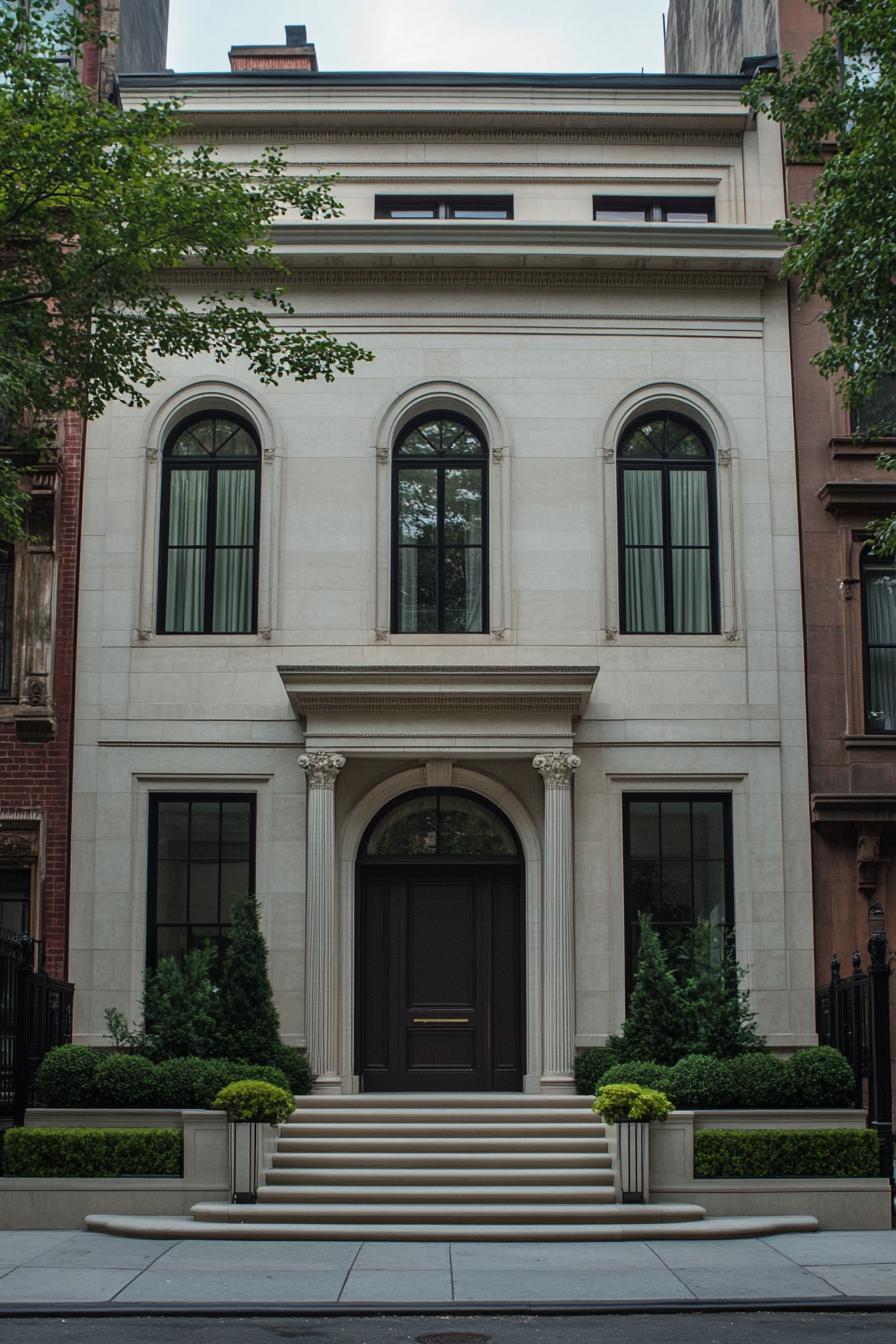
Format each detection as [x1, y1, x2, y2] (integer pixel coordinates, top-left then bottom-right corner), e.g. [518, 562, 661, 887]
[0, 1230, 894, 1308]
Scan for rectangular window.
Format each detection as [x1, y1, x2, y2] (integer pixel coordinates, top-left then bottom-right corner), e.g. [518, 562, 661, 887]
[862, 553, 896, 732]
[623, 794, 733, 991]
[147, 794, 255, 966]
[0, 868, 30, 935]
[594, 196, 715, 223]
[375, 195, 513, 220]
[0, 542, 13, 697]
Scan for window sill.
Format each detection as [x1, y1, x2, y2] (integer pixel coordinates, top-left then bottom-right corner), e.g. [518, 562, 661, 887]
[383, 632, 509, 645]
[605, 632, 741, 647]
[844, 734, 896, 749]
[133, 631, 269, 648]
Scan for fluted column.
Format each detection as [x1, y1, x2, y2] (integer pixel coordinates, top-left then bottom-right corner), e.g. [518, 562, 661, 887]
[533, 750, 580, 1093]
[298, 750, 346, 1093]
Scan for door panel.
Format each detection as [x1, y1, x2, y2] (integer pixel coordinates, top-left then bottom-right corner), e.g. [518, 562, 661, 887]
[357, 864, 523, 1091]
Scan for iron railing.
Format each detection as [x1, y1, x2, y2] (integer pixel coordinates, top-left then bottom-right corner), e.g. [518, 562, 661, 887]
[0, 927, 73, 1124]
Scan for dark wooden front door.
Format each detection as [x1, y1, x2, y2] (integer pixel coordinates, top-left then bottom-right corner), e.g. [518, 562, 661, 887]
[357, 865, 524, 1091]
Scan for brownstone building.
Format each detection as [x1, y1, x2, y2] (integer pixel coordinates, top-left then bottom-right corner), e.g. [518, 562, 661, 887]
[666, 0, 896, 1044]
[0, 0, 170, 977]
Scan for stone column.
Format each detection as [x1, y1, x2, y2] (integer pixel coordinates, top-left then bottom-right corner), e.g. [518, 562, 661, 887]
[298, 750, 346, 1093]
[533, 750, 580, 1093]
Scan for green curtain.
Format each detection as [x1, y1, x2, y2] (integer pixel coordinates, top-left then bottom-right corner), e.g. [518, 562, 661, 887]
[670, 469, 712, 633]
[623, 470, 663, 632]
[165, 469, 208, 632]
[213, 469, 255, 632]
[866, 570, 896, 730]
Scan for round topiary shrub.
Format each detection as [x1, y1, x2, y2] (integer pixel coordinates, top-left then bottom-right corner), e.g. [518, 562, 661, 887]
[212, 1080, 294, 1124]
[226, 1062, 292, 1094]
[35, 1045, 100, 1107]
[268, 1045, 313, 1095]
[92, 1054, 159, 1108]
[592, 1083, 674, 1124]
[668, 1054, 730, 1109]
[785, 1046, 855, 1108]
[154, 1057, 223, 1109]
[574, 1043, 625, 1096]
[597, 1061, 674, 1093]
[723, 1052, 790, 1108]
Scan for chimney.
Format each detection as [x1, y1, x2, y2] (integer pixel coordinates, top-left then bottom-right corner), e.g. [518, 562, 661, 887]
[229, 23, 318, 72]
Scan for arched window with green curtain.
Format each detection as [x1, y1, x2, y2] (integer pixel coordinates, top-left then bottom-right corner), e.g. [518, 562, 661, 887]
[391, 413, 488, 633]
[617, 413, 720, 634]
[158, 413, 260, 635]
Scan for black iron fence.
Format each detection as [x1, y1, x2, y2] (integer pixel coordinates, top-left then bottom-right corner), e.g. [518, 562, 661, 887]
[0, 927, 73, 1125]
[816, 929, 894, 1219]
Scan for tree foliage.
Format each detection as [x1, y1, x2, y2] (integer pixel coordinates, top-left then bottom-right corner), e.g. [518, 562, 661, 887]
[742, 1, 896, 433]
[215, 892, 282, 1064]
[0, 0, 372, 538]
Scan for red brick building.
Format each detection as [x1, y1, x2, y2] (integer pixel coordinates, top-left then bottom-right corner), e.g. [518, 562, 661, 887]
[666, 0, 896, 1072]
[0, 1, 170, 977]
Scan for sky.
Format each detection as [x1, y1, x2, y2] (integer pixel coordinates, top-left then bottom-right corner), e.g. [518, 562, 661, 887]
[166, 0, 669, 76]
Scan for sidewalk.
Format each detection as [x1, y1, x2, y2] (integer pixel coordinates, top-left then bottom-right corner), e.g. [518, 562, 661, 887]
[0, 1230, 894, 1308]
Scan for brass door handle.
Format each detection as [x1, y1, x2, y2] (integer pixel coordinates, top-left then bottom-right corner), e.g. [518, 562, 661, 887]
[412, 1017, 470, 1024]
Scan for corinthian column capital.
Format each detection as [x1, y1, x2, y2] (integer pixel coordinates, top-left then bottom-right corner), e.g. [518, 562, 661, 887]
[532, 750, 580, 789]
[298, 751, 346, 790]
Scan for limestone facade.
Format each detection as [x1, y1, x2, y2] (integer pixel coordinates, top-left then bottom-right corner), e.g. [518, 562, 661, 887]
[70, 56, 817, 1090]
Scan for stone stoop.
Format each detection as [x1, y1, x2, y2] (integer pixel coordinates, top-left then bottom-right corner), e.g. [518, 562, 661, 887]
[85, 1093, 819, 1240]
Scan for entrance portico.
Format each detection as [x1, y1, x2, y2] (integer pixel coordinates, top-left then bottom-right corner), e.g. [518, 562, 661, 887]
[282, 664, 598, 1094]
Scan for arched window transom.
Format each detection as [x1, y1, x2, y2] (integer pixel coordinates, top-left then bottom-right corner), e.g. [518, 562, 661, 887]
[158, 413, 260, 635]
[363, 791, 519, 858]
[392, 413, 488, 633]
[618, 413, 719, 634]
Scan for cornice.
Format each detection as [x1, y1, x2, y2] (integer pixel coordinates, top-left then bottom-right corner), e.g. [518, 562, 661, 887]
[157, 265, 769, 291]
[172, 129, 744, 148]
[818, 480, 896, 516]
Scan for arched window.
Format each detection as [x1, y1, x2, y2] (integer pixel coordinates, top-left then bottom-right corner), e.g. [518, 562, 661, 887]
[861, 548, 896, 733]
[158, 413, 260, 634]
[392, 414, 488, 633]
[362, 790, 520, 858]
[618, 413, 719, 634]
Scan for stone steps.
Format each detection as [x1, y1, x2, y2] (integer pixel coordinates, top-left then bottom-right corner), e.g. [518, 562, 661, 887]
[84, 1092, 821, 1243]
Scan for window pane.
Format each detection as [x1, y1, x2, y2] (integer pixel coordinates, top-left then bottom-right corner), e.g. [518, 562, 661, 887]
[0, 542, 12, 697]
[669, 471, 709, 545]
[220, 801, 252, 921]
[189, 801, 220, 924]
[438, 795, 517, 855]
[0, 869, 30, 934]
[157, 926, 188, 961]
[623, 471, 664, 633]
[214, 424, 258, 457]
[666, 210, 712, 223]
[659, 860, 693, 922]
[366, 796, 439, 855]
[625, 549, 664, 633]
[865, 569, 896, 644]
[155, 801, 188, 922]
[595, 208, 649, 221]
[398, 546, 437, 632]
[623, 470, 662, 544]
[671, 549, 712, 633]
[628, 861, 661, 917]
[165, 551, 205, 633]
[168, 470, 207, 545]
[397, 469, 437, 543]
[213, 548, 253, 633]
[693, 861, 727, 924]
[444, 469, 483, 545]
[692, 801, 725, 861]
[215, 471, 255, 545]
[443, 547, 484, 632]
[660, 801, 691, 859]
[868, 648, 896, 732]
[628, 800, 659, 859]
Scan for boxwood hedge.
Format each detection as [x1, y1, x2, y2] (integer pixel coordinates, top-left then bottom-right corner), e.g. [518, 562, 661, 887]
[693, 1127, 879, 1179]
[3, 1127, 182, 1178]
[35, 1047, 293, 1110]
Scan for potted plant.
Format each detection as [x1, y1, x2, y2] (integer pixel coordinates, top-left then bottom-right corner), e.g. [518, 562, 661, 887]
[593, 1082, 673, 1204]
[212, 1080, 294, 1204]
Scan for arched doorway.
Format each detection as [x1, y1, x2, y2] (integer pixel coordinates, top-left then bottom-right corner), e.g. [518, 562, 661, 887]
[356, 789, 525, 1092]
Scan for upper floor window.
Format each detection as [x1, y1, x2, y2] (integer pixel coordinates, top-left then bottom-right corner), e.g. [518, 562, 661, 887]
[618, 414, 719, 634]
[862, 549, 896, 733]
[375, 195, 513, 220]
[0, 868, 30, 936]
[0, 542, 13, 697]
[594, 196, 715, 223]
[158, 413, 260, 635]
[392, 414, 488, 634]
